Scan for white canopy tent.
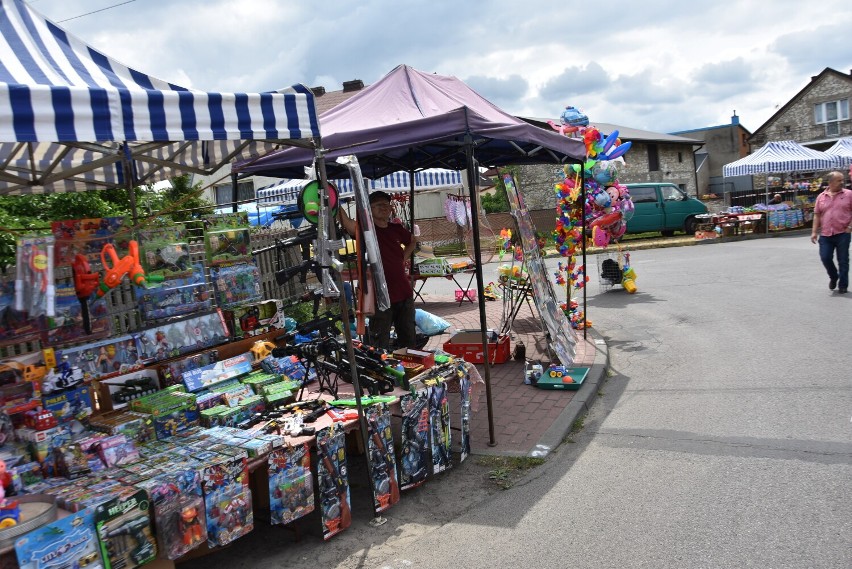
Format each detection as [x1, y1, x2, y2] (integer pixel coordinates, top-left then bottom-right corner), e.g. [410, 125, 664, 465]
[825, 137, 852, 168]
[0, 0, 320, 198]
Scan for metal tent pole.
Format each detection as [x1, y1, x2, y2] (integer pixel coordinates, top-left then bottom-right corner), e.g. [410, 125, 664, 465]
[464, 135, 496, 447]
[314, 142, 383, 521]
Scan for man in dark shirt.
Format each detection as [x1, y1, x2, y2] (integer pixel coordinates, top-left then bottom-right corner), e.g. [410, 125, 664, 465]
[338, 191, 418, 348]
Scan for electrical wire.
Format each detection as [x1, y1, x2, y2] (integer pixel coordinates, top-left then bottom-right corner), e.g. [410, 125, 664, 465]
[56, 0, 137, 24]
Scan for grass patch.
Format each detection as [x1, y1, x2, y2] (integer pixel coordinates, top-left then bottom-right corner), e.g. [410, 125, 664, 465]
[476, 456, 546, 489]
[570, 415, 586, 433]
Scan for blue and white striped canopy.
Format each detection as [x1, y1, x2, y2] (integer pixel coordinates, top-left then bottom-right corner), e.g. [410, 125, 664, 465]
[723, 140, 837, 177]
[256, 168, 464, 204]
[0, 0, 319, 194]
[825, 137, 852, 167]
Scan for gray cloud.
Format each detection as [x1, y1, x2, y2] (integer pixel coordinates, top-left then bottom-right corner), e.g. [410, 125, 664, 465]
[769, 23, 852, 75]
[539, 62, 612, 102]
[463, 75, 529, 109]
[691, 58, 759, 99]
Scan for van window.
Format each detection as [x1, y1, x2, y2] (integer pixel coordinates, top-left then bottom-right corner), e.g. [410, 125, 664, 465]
[661, 185, 686, 201]
[630, 187, 657, 203]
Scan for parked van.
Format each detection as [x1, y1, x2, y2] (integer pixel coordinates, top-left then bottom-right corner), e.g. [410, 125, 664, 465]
[625, 183, 708, 236]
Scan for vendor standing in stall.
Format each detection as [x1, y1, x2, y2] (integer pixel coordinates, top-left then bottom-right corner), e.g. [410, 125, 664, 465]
[338, 191, 418, 348]
[810, 171, 852, 294]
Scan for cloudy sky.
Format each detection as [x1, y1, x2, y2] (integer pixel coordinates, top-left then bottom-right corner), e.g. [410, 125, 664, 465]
[28, 0, 852, 135]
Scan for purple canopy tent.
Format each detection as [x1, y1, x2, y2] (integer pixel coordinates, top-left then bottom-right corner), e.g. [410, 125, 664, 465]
[234, 65, 587, 447]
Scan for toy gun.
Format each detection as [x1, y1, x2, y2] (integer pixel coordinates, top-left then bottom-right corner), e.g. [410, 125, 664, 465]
[71, 254, 100, 334]
[97, 241, 163, 298]
[105, 516, 155, 564]
[274, 259, 322, 287]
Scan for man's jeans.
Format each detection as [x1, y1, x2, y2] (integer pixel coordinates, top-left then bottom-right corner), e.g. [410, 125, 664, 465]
[818, 232, 851, 290]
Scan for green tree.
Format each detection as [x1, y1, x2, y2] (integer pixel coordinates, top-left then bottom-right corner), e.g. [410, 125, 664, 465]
[481, 166, 519, 213]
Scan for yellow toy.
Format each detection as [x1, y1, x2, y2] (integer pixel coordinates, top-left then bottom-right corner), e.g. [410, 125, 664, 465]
[250, 340, 277, 362]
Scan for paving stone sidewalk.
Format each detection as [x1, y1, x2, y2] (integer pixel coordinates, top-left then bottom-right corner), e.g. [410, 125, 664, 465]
[418, 294, 608, 457]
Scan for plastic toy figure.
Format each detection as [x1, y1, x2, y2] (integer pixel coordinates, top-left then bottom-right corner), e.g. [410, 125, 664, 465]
[178, 505, 203, 546]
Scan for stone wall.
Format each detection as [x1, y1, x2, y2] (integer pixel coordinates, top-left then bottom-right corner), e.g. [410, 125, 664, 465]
[751, 73, 852, 146]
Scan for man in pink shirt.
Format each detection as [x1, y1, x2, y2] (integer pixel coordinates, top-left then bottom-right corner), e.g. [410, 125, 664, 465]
[811, 171, 852, 293]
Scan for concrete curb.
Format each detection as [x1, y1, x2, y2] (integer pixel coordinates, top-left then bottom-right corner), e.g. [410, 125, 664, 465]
[531, 327, 609, 458]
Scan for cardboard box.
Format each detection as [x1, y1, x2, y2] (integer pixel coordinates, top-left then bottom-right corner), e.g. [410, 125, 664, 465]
[442, 330, 510, 364]
[393, 348, 435, 369]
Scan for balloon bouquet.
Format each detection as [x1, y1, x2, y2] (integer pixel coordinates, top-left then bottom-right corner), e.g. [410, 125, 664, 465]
[550, 106, 638, 309]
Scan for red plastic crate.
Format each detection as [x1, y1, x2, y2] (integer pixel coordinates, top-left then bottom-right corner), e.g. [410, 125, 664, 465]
[442, 331, 510, 364]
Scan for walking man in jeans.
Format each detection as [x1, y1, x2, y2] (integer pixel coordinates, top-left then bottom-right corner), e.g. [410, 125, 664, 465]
[811, 171, 852, 294]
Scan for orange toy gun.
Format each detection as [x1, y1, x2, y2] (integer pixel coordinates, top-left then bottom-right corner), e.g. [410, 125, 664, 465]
[96, 241, 162, 298]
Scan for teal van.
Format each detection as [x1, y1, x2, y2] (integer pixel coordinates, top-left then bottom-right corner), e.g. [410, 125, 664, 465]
[625, 183, 708, 236]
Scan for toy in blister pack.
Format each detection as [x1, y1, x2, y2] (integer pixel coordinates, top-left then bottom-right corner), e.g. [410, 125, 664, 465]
[46, 283, 111, 345]
[268, 443, 314, 525]
[204, 213, 252, 266]
[161, 349, 219, 387]
[0, 281, 40, 346]
[365, 403, 400, 513]
[138, 263, 211, 322]
[204, 488, 253, 547]
[316, 423, 351, 540]
[137, 223, 193, 281]
[428, 381, 452, 475]
[211, 263, 262, 308]
[135, 310, 230, 363]
[16, 507, 104, 569]
[94, 488, 157, 569]
[52, 216, 130, 267]
[399, 390, 430, 491]
[260, 354, 316, 386]
[58, 334, 143, 381]
[14, 234, 56, 319]
[201, 455, 252, 547]
[137, 468, 207, 560]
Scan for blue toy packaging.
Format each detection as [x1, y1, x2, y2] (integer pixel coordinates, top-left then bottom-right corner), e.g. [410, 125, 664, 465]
[134, 310, 230, 364]
[137, 263, 212, 322]
[58, 335, 143, 381]
[181, 352, 253, 392]
[200, 454, 253, 547]
[211, 263, 262, 308]
[316, 423, 351, 540]
[15, 507, 104, 569]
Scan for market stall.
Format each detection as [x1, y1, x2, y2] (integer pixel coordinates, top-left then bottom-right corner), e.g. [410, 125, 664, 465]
[234, 64, 588, 445]
[721, 140, 837, 233]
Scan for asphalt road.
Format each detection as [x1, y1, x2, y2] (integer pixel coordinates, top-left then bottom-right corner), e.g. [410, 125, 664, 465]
[361, 233, 852, 568]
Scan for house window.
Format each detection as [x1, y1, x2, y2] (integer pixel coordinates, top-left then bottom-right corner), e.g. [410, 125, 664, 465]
[784, 126, 791, 133]
[647, 144, 660, 172]
[677, 151, 683, 163]
[814, 99, 849, 136]
[215, 181, 254, 205]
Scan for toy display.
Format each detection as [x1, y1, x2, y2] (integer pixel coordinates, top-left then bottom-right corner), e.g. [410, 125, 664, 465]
[211, 263, 262, 309]
[428, 382, 451, 475]
[58, 335, 143, 382]
[398, 390, 429, 491]
[204, 213, 252, 266]
[161, 349, 219, 388]
[267, 443, 314, 525]
[137, 468, 207, 560]
[138, 263, 211, 322]
[52, 216, 129, 267]
[48, 283, 111, 345]
[365, 403, 399, 513]
[137, 224, 193, 281]
[135, 310, 229, 363]
[181, 352, 253, 392]
[101, 370, 161, 408]
[15, 507, 104, 569]
[316, 423, 351, 540]
[200, 455, 252, 547]
[41, 382, 93, 430]
[15, 235, 56, 319]
[94, 489, 157, 569]
[0, 280, 41, 346]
